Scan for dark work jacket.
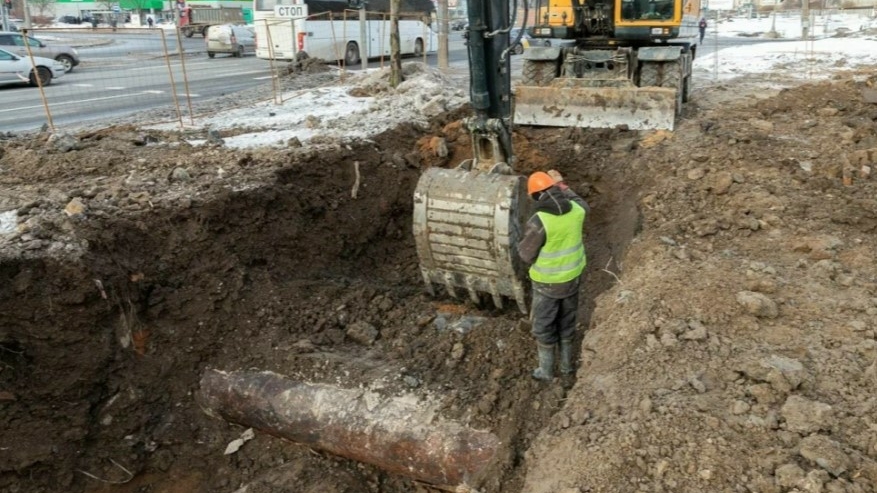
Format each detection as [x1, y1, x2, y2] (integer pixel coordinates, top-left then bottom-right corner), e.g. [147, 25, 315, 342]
[518, 184, 590, 299]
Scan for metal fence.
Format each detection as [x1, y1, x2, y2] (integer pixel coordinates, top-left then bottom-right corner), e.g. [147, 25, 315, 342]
[7, 24, 404, 133]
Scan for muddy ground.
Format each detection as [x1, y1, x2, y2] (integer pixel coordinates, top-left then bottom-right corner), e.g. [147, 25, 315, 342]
[1, 58, 877, 493]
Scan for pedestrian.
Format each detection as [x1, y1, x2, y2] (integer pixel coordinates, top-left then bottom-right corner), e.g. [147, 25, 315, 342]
[698, 17, 707, 43]
[518, 170, 590, 382]
[147, 15, 154, 28]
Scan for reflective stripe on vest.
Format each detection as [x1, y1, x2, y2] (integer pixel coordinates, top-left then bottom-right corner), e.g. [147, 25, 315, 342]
[529, 202, 586, 284]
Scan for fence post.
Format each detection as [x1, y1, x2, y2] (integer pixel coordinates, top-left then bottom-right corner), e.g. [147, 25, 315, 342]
[174, 27, 196, 125]
[264, 18, 281, 104]
[21, 28, 54, 132]
[162, 28, 185, 128]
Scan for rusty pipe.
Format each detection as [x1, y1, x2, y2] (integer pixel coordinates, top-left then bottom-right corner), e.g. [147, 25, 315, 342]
[198, 370, 500, 488]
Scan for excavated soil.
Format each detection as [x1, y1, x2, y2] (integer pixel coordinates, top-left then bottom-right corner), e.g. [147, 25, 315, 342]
[1, 62, 877, 493]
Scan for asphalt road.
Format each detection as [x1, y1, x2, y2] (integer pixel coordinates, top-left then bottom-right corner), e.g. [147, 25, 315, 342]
[0, 31, 281, 132]
[0, 29, 789, 133]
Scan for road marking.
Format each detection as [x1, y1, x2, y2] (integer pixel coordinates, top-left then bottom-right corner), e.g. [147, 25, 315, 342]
[128, 61, 217, 71]
[253, 75, 277, 80]
[0, 89, 199, 114]
[208, 70, 274, 77]
[126, 65, 168, 71]
[0, 93, 132, 113]
[106, 86, 126, 90]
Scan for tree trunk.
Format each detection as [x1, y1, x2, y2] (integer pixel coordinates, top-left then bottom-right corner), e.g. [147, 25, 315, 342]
[438, 0, 449, 70]
[389, 0, 402, 87]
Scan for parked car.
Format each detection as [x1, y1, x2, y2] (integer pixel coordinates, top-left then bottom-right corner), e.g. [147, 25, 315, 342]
[0, 32, 80, 73]
[509, 28, 550, 55]
[4, 19, 23, 32]
[58, 15, 83, 24]
[205, 24, 255, 58]
[0, 47, 65, 87]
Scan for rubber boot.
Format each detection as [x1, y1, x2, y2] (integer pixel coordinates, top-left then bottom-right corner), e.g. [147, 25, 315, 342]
[559, 338, 574, 375]
[531, 342, 555, 381]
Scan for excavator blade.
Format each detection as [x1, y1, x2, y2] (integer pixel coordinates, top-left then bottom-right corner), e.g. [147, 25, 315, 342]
[413, 167, 529, 313]
[514, 84, 678, 131]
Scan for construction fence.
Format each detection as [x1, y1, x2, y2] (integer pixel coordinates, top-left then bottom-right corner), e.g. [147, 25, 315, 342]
[8, 21, 432, 134]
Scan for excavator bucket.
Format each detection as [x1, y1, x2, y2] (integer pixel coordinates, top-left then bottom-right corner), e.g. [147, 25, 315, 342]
[514, 81, 678, 131]
[413, 167, 530, 313]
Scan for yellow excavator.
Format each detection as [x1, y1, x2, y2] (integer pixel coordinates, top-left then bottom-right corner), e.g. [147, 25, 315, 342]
[517, 0, 701, 130]
[414, 0, 701, 312]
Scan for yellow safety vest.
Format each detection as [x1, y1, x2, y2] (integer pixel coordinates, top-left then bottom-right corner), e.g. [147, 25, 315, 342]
[529, 202, 586, 284]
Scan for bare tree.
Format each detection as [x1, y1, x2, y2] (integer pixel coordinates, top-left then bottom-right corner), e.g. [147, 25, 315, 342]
[95, 0, 115, 11]
[124, 0, 156, 24]
[26, 0, 55, 22]
[389, 0, 402, 87]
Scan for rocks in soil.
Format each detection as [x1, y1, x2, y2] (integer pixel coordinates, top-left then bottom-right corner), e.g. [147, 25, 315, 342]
[736, 291, 779, 318]
[780, 395, 835, 434]
[346, 321, 379, 346]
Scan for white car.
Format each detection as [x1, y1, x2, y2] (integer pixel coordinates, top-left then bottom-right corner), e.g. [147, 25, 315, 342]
[0, 47, 65, 87]
[205, 24, 255, 58]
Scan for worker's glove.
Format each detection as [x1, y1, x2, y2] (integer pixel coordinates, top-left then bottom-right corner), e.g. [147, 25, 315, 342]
[547, 169, 569, 191]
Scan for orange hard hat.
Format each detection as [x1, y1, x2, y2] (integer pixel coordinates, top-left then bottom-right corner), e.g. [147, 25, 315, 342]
[527, 171, 555, 195]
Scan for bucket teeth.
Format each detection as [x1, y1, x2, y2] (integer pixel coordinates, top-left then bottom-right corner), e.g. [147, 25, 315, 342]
[414, 167, 529, 314]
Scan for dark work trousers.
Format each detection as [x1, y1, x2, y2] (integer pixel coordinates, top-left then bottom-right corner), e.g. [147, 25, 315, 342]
[530, 289, 579, 346]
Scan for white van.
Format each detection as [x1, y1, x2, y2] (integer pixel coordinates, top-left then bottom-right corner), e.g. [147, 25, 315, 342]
[205, 24, 255, 58]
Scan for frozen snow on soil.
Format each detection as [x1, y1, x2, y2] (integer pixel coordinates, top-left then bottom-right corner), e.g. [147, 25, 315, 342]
[695, 37, 877, 80]
[150, 64, 467, 149]
[0, 210, 18, 235]
[714, 11, 876, 39]
[696, 11, 877, 81]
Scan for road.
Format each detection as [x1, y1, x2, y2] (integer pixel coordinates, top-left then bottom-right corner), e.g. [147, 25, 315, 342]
[0, 31, 280, 132]
[0, 29, 787, 133]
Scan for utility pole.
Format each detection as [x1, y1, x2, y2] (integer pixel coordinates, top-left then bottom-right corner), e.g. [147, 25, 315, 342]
[437, 0, 448, 69]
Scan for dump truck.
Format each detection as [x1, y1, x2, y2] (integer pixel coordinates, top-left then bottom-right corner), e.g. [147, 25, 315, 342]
[516, 0, 702, 130]
[179, 6, 245, 38]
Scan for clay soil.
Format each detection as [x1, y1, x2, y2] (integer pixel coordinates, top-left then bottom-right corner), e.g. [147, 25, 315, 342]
[2, 62, 877, 493]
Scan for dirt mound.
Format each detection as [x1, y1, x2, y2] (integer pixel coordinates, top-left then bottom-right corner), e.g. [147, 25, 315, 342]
[1, 62, 877, 493]
[523, 72, 877, 493]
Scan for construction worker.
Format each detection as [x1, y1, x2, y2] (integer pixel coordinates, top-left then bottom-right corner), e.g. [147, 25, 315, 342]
[518, 170, 590, 381]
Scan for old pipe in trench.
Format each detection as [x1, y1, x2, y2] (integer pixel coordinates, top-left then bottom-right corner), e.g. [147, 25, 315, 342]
[199, 369, 500, 488]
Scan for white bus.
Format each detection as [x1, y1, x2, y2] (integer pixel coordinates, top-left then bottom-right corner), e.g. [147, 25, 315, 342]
[253, 0, 437, 64]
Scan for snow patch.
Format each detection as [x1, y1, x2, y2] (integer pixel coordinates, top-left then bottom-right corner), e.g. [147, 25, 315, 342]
[0, 210, 18, 235]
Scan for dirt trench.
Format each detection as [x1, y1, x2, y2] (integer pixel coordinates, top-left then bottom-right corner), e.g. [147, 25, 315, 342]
[0, 115, 641, 492]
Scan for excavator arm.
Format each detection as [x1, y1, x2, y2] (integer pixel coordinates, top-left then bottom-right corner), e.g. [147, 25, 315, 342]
[412, 0, 532, 313]
[463, 0, 513, 171]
